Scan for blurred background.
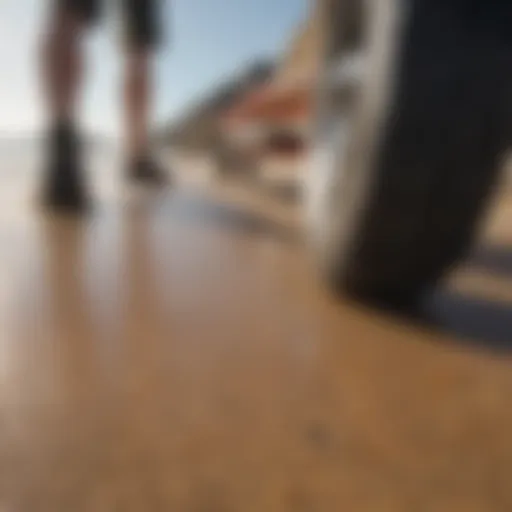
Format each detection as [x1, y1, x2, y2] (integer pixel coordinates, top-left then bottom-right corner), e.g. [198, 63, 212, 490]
[0, 0, 320, 203]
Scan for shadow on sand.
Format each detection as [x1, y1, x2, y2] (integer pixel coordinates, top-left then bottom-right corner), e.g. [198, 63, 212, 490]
[416, 244, 512, 353]
[364, 245, 512, 354]
[418, 289, 512, 353]
[467, 244, 512, 277]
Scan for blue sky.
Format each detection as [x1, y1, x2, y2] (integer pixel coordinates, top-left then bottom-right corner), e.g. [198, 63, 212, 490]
[0, 0, 309, 136]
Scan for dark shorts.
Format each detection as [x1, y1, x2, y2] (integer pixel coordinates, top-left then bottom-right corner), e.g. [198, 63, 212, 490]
[55, 0, 164, 48]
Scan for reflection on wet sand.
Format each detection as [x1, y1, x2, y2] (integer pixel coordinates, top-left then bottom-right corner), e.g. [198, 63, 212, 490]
[1, 168, 512, 509]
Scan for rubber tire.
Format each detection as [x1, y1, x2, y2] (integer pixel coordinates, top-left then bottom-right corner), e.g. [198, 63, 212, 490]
[308, 0, 512, 305]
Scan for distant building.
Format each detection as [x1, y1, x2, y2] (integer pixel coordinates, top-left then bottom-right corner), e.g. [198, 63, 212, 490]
[160, 60, 275, 152]
[220, 1, 324, 160]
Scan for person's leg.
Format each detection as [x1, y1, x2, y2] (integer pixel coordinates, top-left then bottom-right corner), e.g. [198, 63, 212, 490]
[124, 47, 152, 163]
[123, 0, 169, 185]
[42, 2, 89, 123]
[40, 0, 98, 211]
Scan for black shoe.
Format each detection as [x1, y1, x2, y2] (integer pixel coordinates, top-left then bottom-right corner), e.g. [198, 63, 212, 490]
[41, 122, 91, 214]
[127, 155, 170, 187]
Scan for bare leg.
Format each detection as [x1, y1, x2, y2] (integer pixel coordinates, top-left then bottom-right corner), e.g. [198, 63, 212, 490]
[41, 6, 86, 124]
[123, 46, 168, 185]
[124, 47, 153, 161]
[39, 6, 90, 212]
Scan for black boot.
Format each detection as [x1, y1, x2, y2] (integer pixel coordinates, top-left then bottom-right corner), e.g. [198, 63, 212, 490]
[41, 121, 91, 214]
[127, 155, 170, 187]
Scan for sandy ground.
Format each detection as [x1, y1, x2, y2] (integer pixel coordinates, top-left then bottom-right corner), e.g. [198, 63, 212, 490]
[1, 150, 512, 510]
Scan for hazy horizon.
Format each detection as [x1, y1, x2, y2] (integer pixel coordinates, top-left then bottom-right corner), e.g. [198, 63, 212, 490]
[0, 0, 309, 138]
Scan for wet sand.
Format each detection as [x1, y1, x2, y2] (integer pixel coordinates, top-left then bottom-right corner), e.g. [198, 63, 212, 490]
[1, 156, 512, 510]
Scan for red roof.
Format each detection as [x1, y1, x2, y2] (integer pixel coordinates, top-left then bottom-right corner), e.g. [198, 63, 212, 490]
[221, 82, 313, 127]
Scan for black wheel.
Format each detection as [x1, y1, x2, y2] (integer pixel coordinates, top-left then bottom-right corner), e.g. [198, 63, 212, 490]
[307, 0, 512, 304]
